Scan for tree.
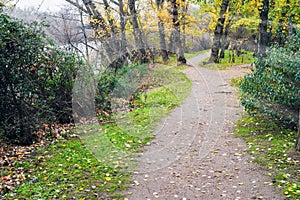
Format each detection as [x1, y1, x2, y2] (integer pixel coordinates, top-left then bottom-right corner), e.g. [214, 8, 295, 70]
[156, 0, 169, 62]
[170, 0, 186, 64]
[257, 0, 269, 57]
[219, 16, 231, 59]
[128, 0, 148, 63]
[64, 1, 111, 56]
[209, 0, 230, 63]
[269, 0, 300, 45]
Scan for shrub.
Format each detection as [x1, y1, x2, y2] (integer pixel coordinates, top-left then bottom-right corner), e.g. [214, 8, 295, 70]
[0, 11, 80, 144]
[240, 30, 300, 128]
[95, 64, 148, 117]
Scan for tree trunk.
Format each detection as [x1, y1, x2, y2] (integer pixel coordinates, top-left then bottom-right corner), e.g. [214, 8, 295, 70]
[128, 0, 148, 63]
[296, 109, 300, 151]
[114, 0, 127, 69]
[220, 19, 231, 59]
[181, 0, 188, 52]
[209, 0, 230, 63]
[156, 0, 169, 63]
[257, 0, 269, 57]
[170, 0, 186, 64]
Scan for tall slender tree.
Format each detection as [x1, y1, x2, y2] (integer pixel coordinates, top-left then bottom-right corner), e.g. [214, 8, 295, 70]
[128, 0, 148, 63]
[209, 0, 230, 63]
[156, 0, 169, 62]
[117, 0, 127, 46]
[257, 0, 269, 57]
[170, 0, 186, 64]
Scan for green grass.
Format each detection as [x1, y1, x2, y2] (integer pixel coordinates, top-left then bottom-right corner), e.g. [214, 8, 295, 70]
[184, 49, 209, 59]
[155, 50, 209, 65]
[3, 64, 192, 199]
[154, 54, 177, 66]
[200, 50, 255, 70]
[80, 65, 192, 170]
[230, 77, 243, 87]
[4, 139, 130, 199]
[235, 115, 300, 199]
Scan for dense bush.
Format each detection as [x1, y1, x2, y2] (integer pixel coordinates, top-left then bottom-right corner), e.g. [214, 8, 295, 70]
[240, 30, 300, 128]
[0, 11, 80, 144]
[95, 64, 148, 117]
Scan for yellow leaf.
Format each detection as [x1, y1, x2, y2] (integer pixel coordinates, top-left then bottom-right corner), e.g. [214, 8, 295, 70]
[210, 149, 218, 153]
[125, 143, 131, 148]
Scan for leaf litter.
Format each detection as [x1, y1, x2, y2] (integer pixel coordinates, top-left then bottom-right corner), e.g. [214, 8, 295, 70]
[0, 123, 75, 195]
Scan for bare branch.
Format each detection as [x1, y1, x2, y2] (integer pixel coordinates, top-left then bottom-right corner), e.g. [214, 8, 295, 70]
[65, 0, 88, 13]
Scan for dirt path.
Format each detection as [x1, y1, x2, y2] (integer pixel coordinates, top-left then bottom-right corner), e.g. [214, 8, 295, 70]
[125, 52, 284, 200]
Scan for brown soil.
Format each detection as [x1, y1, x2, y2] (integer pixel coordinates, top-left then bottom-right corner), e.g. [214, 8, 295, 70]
[125, 52, 285, 200]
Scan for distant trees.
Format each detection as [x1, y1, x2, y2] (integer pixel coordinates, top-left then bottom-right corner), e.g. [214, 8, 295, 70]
[63, 0, 193, 65]
[195, 0, 300, 63]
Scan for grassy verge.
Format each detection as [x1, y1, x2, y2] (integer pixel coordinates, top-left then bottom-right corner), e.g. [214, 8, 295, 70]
[184, 49, 209, 59]
[81, 64, 191, 170]
[235, 115, 300, 199]
[200, 50, 254, 70]
[3, 138, 130, 199]
[230, 77, 244, 88]
[154, 54, 177, 66]
[155, 49, 209, 64]
[2, 64, 191, 199]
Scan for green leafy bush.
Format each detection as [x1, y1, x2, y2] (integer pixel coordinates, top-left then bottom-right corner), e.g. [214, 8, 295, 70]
[95, 64, 148, 116]
[240, 30, 300, 128]
[0, 12, 80, 144]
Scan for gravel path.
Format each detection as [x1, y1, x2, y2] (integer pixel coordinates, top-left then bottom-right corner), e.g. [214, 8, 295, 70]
[125, 52, 284, 200]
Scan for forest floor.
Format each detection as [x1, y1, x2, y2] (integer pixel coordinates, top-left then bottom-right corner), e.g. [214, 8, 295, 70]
[125, 52, 285, 200]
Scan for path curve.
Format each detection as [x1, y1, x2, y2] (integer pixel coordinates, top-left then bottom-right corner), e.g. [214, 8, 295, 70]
[125, 52, 284, 200]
